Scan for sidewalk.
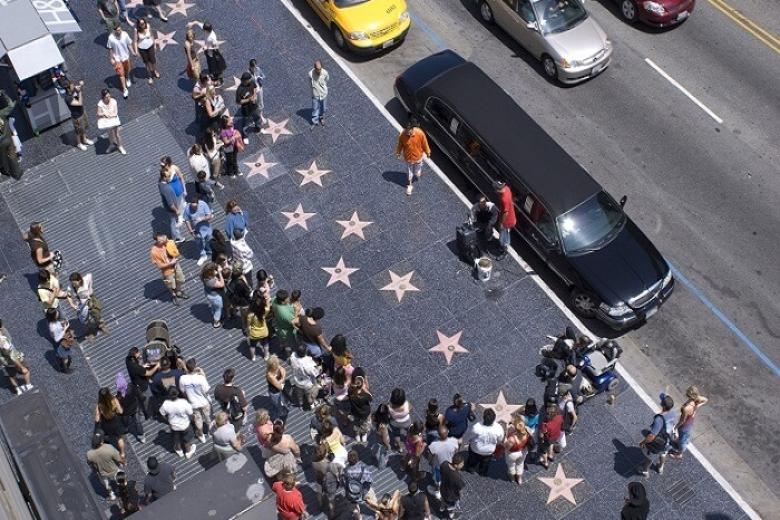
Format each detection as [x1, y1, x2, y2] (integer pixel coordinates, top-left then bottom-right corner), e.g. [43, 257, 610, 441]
[0, 0, 754, 518]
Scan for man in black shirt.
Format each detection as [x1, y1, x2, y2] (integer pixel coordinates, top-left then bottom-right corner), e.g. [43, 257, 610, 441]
[213, 368, 248, 432]
[143, 456, 175, 504]
[150, 357, 182, 418]
[398, 481, 430, 520]
[125, 347, 159, 419]
[65, 81, 94, 151]
[235, 72, 261, 136]
[439, 452, 465, 519]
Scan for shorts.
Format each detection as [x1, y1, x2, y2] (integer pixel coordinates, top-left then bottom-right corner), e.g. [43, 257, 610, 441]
[138, 47, 156, 65]
[4, 361, 28, 378]
[113, 60, 131, 78]
[162, 264, 185, 291]
[172, 425, 194, 446]
[72, 113, 88, 135]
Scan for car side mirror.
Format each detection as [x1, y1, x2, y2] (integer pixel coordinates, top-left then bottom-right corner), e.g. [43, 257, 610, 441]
[526, 21, 538, 31]
[619, 195, 627, 208]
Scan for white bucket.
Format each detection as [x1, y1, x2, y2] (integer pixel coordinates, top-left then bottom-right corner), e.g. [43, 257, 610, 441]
[475, 257, 493, 282]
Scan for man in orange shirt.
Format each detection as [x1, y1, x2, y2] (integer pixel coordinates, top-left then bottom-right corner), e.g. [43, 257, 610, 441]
[395, 118, 431, 196]
[149, 232, 188, 305]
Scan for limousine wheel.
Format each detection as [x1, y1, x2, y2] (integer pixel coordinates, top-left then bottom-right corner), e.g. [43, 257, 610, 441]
[332, 26, 346, 49]
[571, 289, 597, 318]
[620, 0, 638, 22]
[542, 55, 558, 81]
[479, 1, 495, 24]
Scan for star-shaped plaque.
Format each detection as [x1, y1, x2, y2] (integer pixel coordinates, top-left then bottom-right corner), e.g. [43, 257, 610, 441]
[261, 118, 293, 143]
[194, 38, 226, 55]
[335, 212, 372, 240]
[155, 31, 178, 51]
[381, 271, 420, 302]
[223, 76, 241, 92]
[538, 464, 583, 505]
[296, 160, 331, 187]
[126, 0, 144, 8]
[479, 390, 522, 425]
[322, 257, 359, 288]
[429, 330, 469, 365]
[243, 153, 278, 179]
[165, 0, 194, 17]
[280, 204, 316, 230]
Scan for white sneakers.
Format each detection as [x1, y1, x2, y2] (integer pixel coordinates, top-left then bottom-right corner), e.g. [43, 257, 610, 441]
[118, 146, 127, 155]
[77, 143, 88, 151]
[14, 384, 34, 395]
[122, 88, 129, 99]
[126, 79, 132, 88]
[84, 138, 95, 145]
[185, 445, 196, 459]
[406, 185, 413, 196]
[197, 434, 206, 443]
[175, 449, 184, 458]
[197, 255, 208, 266]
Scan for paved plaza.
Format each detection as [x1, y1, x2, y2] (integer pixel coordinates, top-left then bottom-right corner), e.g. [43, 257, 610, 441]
[0, 0, 754, 518]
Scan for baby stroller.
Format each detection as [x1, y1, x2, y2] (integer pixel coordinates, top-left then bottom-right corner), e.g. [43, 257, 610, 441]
[143, 320, 181, 366]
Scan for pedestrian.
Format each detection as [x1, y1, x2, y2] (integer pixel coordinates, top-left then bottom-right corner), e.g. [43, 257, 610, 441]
[248, 59, 266, 123]
[66, 272, 109, 339]
[520, 398, 540, 435]
[209, 229, 230, 261]
[389, 387, 413, 452]
[670, 386, 708, 460]
[310, 403, 337, 442]
[0, 322, 33, 395]
[439, 452, 465, 520]
[469, 196, 499, 241]
[46, 308, 74, 373]
[106, 22, 134, 98]
[150, 356, 184, 415]
[494, 181, 516, 259]
[94, 386, 127, 462]
[64, 80, 95, 151]
[133, 18, 159, 84]
[86, 430, 123, 501]
[203, 85, 228, 134]
[203, 128, 223, 181]
[116, 372, 145, 444]
[348, 375, 373, 444]
[265, 421, 301, 480]
[214, 368, 248, 431]
[158, 157, 186, 243]
[115, 470, 140, 517]
[23, 222, 58, 275]
[463, 408, 504, 476]
[273, 470, 309, 520]
[331, 367, 351, 424]
[116, 0, 132, 24]
[143, 456, 176, 504]
[195, 170, 216, 203]
[212, 410, 244, 455]
[266, 355, 288, 422]
[244, 292, 270, 361]
[179, 358, 211, 443]
[293, 307, 330, 361]
[395, 117, 431, 196]
[228, 262, 252, 322]
[504, 416, 534, 485]
[539, 404, 566, 469]
[342, 449, 375, 504]
[125, 346, 158, 421]
[271, 290, 296, 355]
[183, 195, 214, 266]
[192, 72, 212, 126]
[97, 89, 126, 154]
[290, 343, 322, 410]
[141, 0, 168, 22]
[291, 289, 304, 317]
[0, 91, 22, 180]
[230, 229, 254, 277]
[188, 144, 214, 184]
[219, 116, 244, 177]
[638, 394, 677, 476]
[367, 490, 402, 520]
[322, 419, 348, 468]
[426, 425, 458, 500]
[558, 386, 578, 433]
[97, 0, 120, 28]
[189, 21, 226, 85]
[309, 60, 330, 129]
[403, 421, 427, 479]
[444, 393, 474, 440]
[149, 232, 188, 305]
[36, 268, 67, 313]
[255, 269, 275, 299]
[255, 408, 274, 454]
[330, 334, 353, 375]
[159, 386, 197, 458]
[424, 398, 444, 445]
[370, 404, 391, 469]
[183, 29, 201, 81]
[621, 481, 650, 520]
[235, 72, 262, 136]
[398, 482, 431, 520]
[200, 262, 225, 328]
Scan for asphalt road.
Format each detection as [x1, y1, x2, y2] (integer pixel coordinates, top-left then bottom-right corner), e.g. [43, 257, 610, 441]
[287, 0, 780, 516]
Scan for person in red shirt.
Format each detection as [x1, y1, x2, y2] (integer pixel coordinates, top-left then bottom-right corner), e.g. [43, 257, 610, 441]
[273, 471, 308, 520]
[495, 181, 516, 259]
[539, 404, 565, 469]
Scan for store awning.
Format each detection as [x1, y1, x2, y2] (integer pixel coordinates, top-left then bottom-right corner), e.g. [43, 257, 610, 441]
[6, 35, 64, 81]
[33, 0, 81, 35]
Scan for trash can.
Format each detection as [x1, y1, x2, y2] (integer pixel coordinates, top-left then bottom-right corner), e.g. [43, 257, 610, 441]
[475, 257, 493, 282]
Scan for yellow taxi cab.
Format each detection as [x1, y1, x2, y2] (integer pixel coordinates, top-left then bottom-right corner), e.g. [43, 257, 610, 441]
[305, 0, 411, 53]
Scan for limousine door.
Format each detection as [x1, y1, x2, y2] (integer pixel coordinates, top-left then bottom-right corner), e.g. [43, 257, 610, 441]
[517, 194, 573, 284]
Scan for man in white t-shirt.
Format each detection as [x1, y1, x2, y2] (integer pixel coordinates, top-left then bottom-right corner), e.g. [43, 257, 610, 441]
[106, 21, 135, 98]
[426, 425, 460, 499]
[178, 358, 211, 443]
[463, 408, 504, 476]
[159, 387, 196, 459]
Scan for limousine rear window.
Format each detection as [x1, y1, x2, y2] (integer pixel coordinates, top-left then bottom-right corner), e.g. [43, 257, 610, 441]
[557, 192, 624, 253]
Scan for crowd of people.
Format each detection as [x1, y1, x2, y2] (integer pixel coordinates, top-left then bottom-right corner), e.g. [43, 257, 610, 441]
[0, 3, 713, 520]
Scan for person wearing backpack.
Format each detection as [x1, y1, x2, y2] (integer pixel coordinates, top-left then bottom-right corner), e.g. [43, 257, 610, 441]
[342, 449, 375, 505]
[214, 368, 248, 432]
[638, 394, 678, 476]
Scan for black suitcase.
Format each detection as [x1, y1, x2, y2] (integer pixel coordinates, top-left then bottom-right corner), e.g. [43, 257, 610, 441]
[456, 222, 480, 265]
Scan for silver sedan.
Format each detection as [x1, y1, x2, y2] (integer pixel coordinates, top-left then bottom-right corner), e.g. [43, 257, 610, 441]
[479, 0, 612, 84]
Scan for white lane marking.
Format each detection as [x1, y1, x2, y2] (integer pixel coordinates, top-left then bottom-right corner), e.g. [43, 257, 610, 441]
[645, 58, 724, 124]
[278, 1, 756, 517]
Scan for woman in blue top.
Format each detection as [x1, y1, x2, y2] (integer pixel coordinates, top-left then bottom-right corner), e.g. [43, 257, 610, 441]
[444, 394, 474, 439]
[520, 398, 540, 435]
[224, 199, 248, 238]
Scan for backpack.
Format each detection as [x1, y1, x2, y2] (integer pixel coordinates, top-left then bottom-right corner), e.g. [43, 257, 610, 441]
[343, 464, 367, 503]
[226, 391, 245, 422]
[645, 414, 669, 453]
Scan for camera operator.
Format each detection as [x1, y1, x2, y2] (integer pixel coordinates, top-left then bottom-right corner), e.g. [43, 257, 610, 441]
[64, 80, 95, 152]
[469, 197, 499, 242]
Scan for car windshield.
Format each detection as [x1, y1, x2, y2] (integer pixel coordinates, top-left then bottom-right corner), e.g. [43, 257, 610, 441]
[557, 192, 625, 253]
[334, 0, 370, 7]
[532, 0, 588, 34]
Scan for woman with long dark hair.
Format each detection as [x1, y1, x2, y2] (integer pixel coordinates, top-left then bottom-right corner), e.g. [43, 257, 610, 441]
[95, 386, 127, 462]
[133, 18, 159, 83]
[200, 262, 225, 328]
[244, 291, 270, 361]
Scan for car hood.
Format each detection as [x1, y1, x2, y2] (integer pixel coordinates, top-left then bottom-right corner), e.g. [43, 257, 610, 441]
[336, 0, 406, 32]
[567, 219, 668, 306]
[545, 17, 607, 62]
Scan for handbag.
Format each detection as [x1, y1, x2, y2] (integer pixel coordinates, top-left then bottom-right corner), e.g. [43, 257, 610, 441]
[213, 49, 227, 73]
[97, 116, 121, 130]
[61, 328, 76, 348]
[88, 295, 104, 313]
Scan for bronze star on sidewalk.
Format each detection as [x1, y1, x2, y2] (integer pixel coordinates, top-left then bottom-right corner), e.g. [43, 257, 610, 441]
[281, 204, 316, 230]
[429, 330, 468, 365]
[479, 390, 522, 425]
[261, 118, 293, 143]
[165, 0, 195, 17]
[381, 271, 420, 302]
[223, 76, 241, 92]
[296, 160, 331, 187]
[155, 31, 178, 51]
[538, 464, 583, 505]
[322, 257, 360, 288]
[335, 212, 373, 240]
[243, 153, 278, 179]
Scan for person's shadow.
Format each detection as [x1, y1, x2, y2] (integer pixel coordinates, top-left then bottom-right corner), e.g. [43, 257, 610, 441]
[612, 438, 646, 477]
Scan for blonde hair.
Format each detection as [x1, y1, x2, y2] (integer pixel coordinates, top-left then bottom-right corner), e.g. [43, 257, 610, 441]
[266, 355, 280, 373]
[215, 410, 229, 428]
[512, 415, 527, 435]
[686, 386, 700, 401]
[254, 408, 270, 426]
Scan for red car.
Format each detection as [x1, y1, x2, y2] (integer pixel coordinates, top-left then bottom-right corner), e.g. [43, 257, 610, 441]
[617, 0, 695, 27]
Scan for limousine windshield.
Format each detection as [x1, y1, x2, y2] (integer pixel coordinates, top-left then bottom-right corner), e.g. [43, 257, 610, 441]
[557, 192, 625, 253]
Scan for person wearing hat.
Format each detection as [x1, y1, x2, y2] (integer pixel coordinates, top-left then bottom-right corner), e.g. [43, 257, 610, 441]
[395, 117, 431, 196]
[235, 71, 262, 138]
[494, 181, 516, 260]
[143, 456, 176, 504]
[86, 430, 123, 501]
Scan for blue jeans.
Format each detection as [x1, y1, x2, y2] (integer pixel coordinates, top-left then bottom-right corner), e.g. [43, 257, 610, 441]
[170, 202, 184, 241]
[269, 391, 288, 422]
[311, 96, 327, 124]
[204, 291, 223, 323]
[374, 443, 389, 470]
[195, 228, 213, 258]
[677, 426, 693, 454]
[499, 227, 511, 250]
